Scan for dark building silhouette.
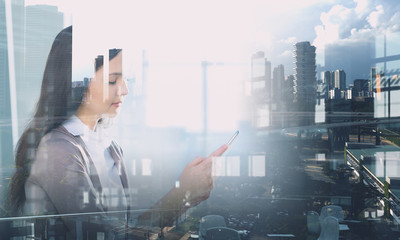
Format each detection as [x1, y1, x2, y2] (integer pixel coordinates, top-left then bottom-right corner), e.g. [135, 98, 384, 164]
[281, 74, 295, 127]
[272, 64, 285, 127]
[323, 70, 335, 90]
[325, 86, 374, 150]
[325, 98, 351, 150]
[272, 64, 284, 102]
[293, 41, 316, 127]
[353, 79, 372, 97]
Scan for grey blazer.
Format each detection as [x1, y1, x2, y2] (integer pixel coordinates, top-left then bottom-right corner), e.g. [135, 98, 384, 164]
[24, 125, 131, 236]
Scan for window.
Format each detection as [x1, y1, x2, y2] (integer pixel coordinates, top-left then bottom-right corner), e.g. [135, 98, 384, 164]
[248, 155, 266, 177]
[2, 1, 400, 239]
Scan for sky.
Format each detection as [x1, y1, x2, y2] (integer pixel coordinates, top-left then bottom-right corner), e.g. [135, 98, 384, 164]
[25, 0, 400, 67]
[24, 0, 400, 132]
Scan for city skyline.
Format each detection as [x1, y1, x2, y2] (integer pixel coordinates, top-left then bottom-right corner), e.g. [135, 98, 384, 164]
[10, 0, 399, 133]
[22, 1, 399, 70]
[1, 1, 400, 239]
[1, 2, 399, 135]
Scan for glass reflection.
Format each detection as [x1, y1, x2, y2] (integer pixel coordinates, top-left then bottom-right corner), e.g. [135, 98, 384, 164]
[1, 0, 400, 239]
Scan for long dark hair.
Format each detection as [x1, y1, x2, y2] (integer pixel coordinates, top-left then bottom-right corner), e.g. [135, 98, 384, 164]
[8, 25, 123, 215]
[8, 26, 74, 215]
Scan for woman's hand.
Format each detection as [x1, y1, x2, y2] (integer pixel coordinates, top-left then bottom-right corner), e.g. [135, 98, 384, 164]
[138, 144, 229, 227]
[178, 144, 229, 207]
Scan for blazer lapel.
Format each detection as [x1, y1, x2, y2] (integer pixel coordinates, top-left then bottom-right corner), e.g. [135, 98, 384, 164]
[109, 142, 131, 221]
[57, 125, 106, 212]
[109, 142, 129, 190]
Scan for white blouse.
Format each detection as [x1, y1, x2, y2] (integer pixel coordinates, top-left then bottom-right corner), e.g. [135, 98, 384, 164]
[63, 115, 127, 211]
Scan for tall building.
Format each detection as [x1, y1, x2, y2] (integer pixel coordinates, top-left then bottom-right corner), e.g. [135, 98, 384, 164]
[0, 2, 63, 194]
[353, 79, 372, 97]
[323, 70, 335, 90]
[271, 64, 284, 127]
[265, 60, 272, 94]
[0, 0, 12, 170]
[19, 5, 63, 132]
[324, 41, 372, 82]
[250, 51, 272, 128]
[334, 69, 346, 90]
[370, 67, 377, 86]
[285, 74, 295, 103]
[272, 64, 284, 101]
[0, 0, 25, 172]
[251, 51, 272, 98]
[293, 41, 316, 126]
[282, 74, 295, 127]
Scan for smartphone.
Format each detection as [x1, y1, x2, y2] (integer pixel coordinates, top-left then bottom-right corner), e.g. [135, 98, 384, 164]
[227, 130, 239, 146]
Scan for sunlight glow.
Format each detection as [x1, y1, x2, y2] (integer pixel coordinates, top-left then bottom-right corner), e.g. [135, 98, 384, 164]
[35, 0, 355, 132]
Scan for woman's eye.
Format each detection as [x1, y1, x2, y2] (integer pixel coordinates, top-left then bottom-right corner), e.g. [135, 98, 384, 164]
[109, 76, 118, 85]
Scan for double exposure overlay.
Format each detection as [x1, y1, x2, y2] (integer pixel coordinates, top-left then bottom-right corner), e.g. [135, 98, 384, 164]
[1, 0, 400, 239]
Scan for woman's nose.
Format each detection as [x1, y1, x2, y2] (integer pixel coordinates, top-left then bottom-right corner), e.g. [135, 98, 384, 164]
[118, 79, 129, 96]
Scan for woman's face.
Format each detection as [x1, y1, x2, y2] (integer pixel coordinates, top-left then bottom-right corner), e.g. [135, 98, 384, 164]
[81, 52, 128, 119]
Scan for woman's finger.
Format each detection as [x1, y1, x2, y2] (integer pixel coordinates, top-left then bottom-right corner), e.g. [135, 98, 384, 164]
[189, 156, 204, 166]
[208, 144, 229, 158]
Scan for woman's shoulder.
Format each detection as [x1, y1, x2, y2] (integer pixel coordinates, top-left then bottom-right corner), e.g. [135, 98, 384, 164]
[36, 125, 84, 159]
[40, 125, 78, 146]
[32, 125, 90, 172]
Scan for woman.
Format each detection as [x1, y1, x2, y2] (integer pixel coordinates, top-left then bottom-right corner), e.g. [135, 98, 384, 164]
[8, 26, 228, 238]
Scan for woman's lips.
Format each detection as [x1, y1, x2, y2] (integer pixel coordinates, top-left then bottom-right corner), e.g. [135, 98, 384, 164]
[112, 101, 122, 107]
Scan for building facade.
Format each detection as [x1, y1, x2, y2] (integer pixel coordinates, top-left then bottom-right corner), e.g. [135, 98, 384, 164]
[293, 41, 316, 127]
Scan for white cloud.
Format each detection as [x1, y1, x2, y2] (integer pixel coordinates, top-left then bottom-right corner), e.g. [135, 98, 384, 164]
[354, 0, 373, 16]
[280, 50, 292, 57]
[313, 0, 400, 52]
[280, 37, 297, 44]
[367, 5, 384, 28]
[388, 12, 400, 32]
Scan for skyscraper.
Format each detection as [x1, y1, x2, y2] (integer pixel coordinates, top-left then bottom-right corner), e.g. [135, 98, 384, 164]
[250, 51, 272, 128]
[0, 0, 25, 171]
[324, 41, 371, 82]
[353, 79, 372, 97]
[334, 69, 346, 90]
[19, 4, 63, 132]
[0, 2, 63, 186]
[251, 51, 272, 98]
[293, 41, 316, 126]
[285, 74, 295, 104]
[272, 64, 284, 102]
[271, 64, 285, 127]
[323, 70, 334, 90]
[282, 74, 295, 127]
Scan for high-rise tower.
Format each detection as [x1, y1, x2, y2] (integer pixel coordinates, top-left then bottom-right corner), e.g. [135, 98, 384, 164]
[0, 0, 25, 170]
[250, 51, 272, 128]
[19, 5, 63, 132]
[272, 64, 284, 101]
[334, 69, 346, 90]
[323, 71, 335, 90]
[293, 41, 316, 126]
